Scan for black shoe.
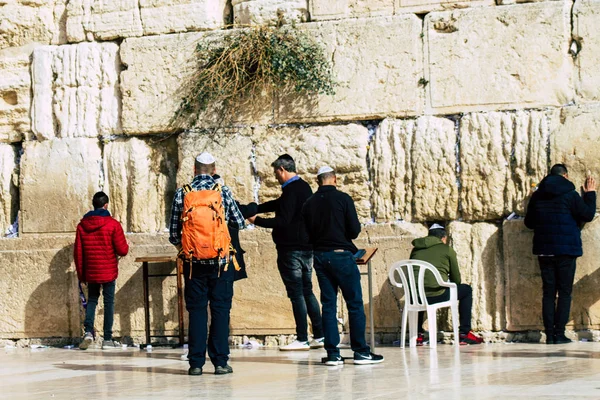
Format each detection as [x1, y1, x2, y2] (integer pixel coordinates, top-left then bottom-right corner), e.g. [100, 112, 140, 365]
[554, 335, 572, 344]
[188, 367, 202, 376]
[545, 331, 555, 344]
[353, 352, 384, 365]
[322, 354, 344, 366]
[214, 365, 232, 375]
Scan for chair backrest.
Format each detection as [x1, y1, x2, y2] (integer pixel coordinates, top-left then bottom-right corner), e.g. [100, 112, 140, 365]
[388, 259, 447, 307]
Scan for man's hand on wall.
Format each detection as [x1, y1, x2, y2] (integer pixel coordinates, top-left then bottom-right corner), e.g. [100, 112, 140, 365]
[584, 176, 596, 192]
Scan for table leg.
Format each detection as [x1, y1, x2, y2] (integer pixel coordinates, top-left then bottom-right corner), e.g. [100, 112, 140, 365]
[368, 260, 375, 351]
[142, 261, 151, 346]
[176, 259, 185, 346]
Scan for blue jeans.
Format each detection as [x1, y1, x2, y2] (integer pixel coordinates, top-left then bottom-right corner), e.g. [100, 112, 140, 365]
[314, 250, 370, 356]
[84, 280, 116, 340]
[277, 250, 323, 342]
[184, 262, 233, 369]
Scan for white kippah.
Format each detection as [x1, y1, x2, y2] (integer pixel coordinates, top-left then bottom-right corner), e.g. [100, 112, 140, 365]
[317, 166, 334, 176]
[196, 152, 216, 164]
[429, 223, 445, 230]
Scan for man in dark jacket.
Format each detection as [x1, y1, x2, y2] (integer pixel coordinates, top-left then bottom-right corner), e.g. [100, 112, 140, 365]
[302, 166, 383, 366]
[249, 154, 324, 351]
[411, 224, 482, 345]
[74, 191, 129, 350]
[525, 164, 596, 344]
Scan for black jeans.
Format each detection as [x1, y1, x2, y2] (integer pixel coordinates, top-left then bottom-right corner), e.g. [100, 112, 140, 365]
[84, 280, 116, 340]
[184, 262, 233, 369]
[538, 255, 577, 336]
[277, 250, 323, 342]
[314, 250, 370, 357]
[418, 284, 473, 335]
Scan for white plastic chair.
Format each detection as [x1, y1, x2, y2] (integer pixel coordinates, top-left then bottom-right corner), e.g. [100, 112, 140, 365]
[388, 260, 459, 348]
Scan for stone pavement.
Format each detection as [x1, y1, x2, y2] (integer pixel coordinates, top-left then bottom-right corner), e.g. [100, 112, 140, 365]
[3, 343, 600, 399]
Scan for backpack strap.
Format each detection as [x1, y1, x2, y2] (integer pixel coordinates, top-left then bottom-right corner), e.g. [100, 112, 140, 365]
[183, 184, 193, 194]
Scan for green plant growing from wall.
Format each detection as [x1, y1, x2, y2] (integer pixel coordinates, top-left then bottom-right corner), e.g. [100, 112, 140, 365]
[172, 25, 336, 130]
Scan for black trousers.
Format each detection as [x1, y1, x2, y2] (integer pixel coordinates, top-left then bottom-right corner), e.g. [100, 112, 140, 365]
[418, 284, 473, 335]
[538, 255, 577, 336]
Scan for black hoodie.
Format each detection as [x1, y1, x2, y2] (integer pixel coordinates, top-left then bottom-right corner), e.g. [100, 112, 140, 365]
[525, 174, 596, 256]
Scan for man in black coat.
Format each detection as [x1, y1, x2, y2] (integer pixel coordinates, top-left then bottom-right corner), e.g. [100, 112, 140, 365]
[525, 164, 596, 344]
[248, 154, 324, 351]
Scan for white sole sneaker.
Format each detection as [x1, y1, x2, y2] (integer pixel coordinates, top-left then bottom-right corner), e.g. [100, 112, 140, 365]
[79, 336, 93, 350]
[353, 358, 384, 365]
[279, 346, 310, 351]
[325, 360, 344, 366]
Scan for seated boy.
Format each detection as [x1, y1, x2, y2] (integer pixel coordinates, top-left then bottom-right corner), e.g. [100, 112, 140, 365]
[74, 192, 129, 350]
[410, 224, 482, 345]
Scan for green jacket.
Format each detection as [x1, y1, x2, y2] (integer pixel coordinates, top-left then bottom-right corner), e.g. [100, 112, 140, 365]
[409, 236, 461, 297]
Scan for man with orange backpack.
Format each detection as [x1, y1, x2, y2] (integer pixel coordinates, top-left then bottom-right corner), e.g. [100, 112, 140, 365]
[169, 152, 246, 376]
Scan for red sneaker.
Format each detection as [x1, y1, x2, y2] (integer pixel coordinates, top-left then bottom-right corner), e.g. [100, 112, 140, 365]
[459, 331, 483, 345]
[416, 333, 424, 346]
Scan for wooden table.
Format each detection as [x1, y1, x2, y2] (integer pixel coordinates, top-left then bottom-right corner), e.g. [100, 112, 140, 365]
[134, 255, 183, 347]
[356, 248, 378, 351]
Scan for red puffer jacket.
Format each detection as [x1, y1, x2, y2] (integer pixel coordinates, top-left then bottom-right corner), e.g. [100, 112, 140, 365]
[74, 210, 129, 283]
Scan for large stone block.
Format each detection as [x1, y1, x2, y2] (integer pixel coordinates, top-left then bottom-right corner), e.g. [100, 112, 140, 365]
[448, 222, 504, 331]
[0, 144, 18, 235]
[276, 15, 423, 123]
[459, 110, 552, 221]
[552, 104, 600, 210]
[120, 32, 272, 135]
[20, 138, 103, 234]
[31, 42, 121, 140]
[397, 0, 493, 13]
[574, 0, 600, 102]
[104, 137, 178, 233]
[369, 117, 457, 223]
[0, 2, 56, 49]
[176, 130, 255, 204]
[139, 0, 229, 36]
[254, 123, 371, 220]
[233, 0, 308, 25]
[310, 0, 394, 21]
[0, 44, 35, 142]
[425, 2, 574, 113]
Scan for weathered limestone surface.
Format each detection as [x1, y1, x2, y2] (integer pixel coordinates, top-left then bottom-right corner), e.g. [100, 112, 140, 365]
[65, 0, 228, 42]
[425, 2, 574, 113]
[459, 110, 552, 221]
[504, 219, 600, 331]
[233, 0, 308, 25]
[31, 42, 121, 140]
[448, 222, 504, 331]
[0, 44, 35, 142]
[104, 137, 178, 233]
[552, 105, 600, 210]
[310, 0, 394, 20]
[397, 0, 493, 13]
[370, 117, 457, 223]
[20, 138, 102, 234]
[0, 1, 58, 49]
[574, 0, 600, 101]
[120, 32, 272, 135]
[0, 144, 18, 235]
[176, 131, 255, 204]
[277, 15, 423, 123]
[254, 123, 370, 220]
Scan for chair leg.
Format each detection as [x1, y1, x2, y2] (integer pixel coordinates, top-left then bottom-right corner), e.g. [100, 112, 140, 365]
[408, 311, 418, 347]
[427, 308, 437, 349]
[451, 304, 459, 347]
[401, 307, 408, 349]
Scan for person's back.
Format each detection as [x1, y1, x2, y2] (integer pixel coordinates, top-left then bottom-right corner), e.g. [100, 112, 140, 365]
[409, 235, 460, 297]
[74, 192, 128, 351]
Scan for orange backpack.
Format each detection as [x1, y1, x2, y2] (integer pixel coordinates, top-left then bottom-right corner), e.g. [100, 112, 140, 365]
[180, 183, 231, 262]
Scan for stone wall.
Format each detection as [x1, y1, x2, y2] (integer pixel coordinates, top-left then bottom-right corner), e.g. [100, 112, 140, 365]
[2, 0, 600, 341]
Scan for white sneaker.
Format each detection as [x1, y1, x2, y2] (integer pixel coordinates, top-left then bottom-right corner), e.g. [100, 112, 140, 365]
[102, 339, 121, 350]
[79, 332, 93, 350]
[279, 340, 310, 351]
[309, 337, 325, 349]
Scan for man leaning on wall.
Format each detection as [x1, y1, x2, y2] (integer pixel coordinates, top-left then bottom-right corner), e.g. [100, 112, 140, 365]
[525, 164, 596, 344]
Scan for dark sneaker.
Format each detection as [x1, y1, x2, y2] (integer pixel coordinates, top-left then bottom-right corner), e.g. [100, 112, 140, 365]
[459, 331, 483, 345]
[215, 365, 232, 375]
[353, 352, 384, 365]
[554, 335, 572, 344]
[545, 332, 555, 344]
[79, 332, 93, 350]
[188, 367, 202, 376]
[101, 339, 121, 350]
[322, 354, 344, 366]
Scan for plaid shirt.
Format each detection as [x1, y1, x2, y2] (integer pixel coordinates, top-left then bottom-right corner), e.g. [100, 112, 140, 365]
[169, 174, 246, 265]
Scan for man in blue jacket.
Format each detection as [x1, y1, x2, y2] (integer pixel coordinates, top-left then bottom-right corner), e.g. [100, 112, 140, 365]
[525, 164, 596, 344]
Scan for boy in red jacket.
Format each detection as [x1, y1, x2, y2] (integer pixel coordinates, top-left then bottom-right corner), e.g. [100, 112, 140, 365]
[74, 192, 129, 350]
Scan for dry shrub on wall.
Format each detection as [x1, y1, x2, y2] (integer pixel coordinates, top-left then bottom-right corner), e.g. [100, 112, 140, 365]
[172, 25, 335, 131]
